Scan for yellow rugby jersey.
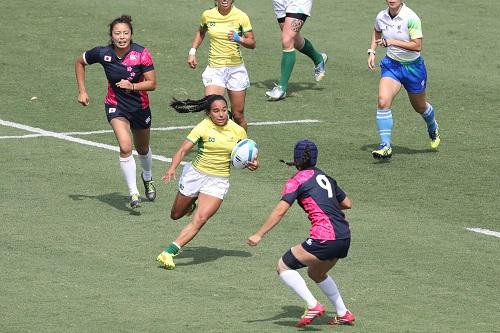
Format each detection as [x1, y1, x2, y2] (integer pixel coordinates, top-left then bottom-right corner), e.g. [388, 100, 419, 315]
[200, 6, 252, 67]
[187, 118, 247, 177]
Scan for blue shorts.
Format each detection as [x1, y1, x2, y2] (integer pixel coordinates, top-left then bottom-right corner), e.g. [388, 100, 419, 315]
[105, 104, 152, 129]
[380, 56, 427, 94]
[301, 238, 350, 261]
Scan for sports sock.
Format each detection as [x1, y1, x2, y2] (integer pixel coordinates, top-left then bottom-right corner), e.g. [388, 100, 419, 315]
[119, 155, 139, 195]
[317, 275, 347, 316]
[420, 103, 438, 133]
[165, 242, 180, 255]
[138, 147, 153, 181]
[298, 38, 323, 66]
[279, 49, 296, 92]
[279, 270, 317, 308]
[376, 109, 393, 146]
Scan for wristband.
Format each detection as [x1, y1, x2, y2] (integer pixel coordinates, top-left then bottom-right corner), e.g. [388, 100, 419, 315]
[367, 49, 376, 55]
[232, 31, 241, 43]
[132, 83, 135, 91]
[188, 47, 197, 56]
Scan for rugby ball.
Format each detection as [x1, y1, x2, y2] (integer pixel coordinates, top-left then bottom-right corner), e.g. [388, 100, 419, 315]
[231, 139, 258, 169]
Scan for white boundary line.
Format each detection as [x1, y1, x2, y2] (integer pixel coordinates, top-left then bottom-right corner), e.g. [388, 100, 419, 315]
[0, 119, 321, 138]
[0, 118, 172, 162]
[466, 227, 500, 238]
[1, 118, 322, 163]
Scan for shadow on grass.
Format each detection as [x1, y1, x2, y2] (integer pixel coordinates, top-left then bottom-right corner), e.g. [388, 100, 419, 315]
[245, 305, 326, 330]
[69, 192, 141, 215]
[253, 79, 325, 98]
[361, 143, 437, 163]
[173, 246, 252, 267]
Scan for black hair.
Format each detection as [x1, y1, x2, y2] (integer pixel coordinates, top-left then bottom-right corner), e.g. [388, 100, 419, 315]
[170, 95, 227, 114]
[109, 15, 133, 45]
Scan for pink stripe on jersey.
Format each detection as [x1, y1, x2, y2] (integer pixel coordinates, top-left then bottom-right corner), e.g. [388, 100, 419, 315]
[301, 197, 336, 240]
[282, 169, 315, 195]
[140, 90, 149, 109]
[121, 48, 153, 67]
[105, 82, 117, 105]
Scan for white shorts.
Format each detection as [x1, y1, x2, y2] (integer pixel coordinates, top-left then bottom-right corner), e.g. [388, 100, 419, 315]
[273, 0, 313, 19]
[178, 163, 230, 200]
[202, 64, 250, 91]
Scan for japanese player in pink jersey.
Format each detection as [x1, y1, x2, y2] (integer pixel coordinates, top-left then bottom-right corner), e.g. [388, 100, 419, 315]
[75, 15, 157, 209]
[248, 140, 355, 327]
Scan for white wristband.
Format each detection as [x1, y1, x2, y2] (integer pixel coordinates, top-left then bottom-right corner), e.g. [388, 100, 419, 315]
[188, 48, 197, 56]
[367, 48, 376, 55]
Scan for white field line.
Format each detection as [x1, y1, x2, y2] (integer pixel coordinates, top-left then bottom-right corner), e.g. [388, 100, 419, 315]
[466, 227, 500, 238]
[0, 118, 173, 163]
[0, 119, 321, 138]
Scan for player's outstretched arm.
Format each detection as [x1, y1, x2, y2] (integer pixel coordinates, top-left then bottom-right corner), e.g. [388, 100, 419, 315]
[163, 140, 194, 182]
[247, 200, 290, 246]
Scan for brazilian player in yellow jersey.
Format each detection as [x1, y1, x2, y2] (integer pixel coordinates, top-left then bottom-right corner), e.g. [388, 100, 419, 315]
[157, 95, 259, 270]
[187, 0, 256, 131]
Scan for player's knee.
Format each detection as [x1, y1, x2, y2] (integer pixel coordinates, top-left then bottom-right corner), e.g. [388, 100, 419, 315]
[280, 249, 306, 271]
[281, 36, 295, 49]
[170, 210, 184, 220]
[377, 97, 392, 110]
[119, 145, 133, 156]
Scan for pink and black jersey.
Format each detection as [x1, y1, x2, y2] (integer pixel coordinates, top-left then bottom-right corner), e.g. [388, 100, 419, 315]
[281, 167, 350, 241]
[83, 43, 154, 113]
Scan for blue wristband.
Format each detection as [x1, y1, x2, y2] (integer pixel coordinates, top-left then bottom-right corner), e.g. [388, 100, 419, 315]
[232, 31, 241, 43]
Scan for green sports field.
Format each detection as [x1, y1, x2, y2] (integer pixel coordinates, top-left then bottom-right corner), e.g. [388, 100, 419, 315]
[1, 0, 499, 332]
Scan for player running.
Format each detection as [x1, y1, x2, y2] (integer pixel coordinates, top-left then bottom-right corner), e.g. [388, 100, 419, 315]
[185, 0, 256, 131]
[247, 139, 355, 327]
[75, 15, 157, 208]
[368, 0, 440, 159]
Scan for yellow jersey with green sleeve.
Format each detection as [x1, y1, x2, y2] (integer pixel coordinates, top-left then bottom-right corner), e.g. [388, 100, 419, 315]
[201, 6, 253, 67]
[375, 4, 422, 62]
[187, 118, 247, 177]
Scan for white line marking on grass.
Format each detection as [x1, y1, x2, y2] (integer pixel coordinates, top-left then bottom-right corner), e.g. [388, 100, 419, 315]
[466, 227, 500, 238]
[1, 119, 322, 138]
[0, 118, 173, 163]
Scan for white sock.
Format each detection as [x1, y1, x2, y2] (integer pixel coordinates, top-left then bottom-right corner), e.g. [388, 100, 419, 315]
[317, 275, 347, 316]
[279, 270, 317, 308]
[138, 147, 153, 181]
[119, 155, 139, 195]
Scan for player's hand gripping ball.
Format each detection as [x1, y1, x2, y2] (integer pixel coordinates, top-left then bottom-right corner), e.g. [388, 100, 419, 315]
[231, 139, 258, 169]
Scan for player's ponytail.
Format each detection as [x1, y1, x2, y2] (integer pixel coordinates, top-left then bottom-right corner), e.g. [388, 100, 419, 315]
[170, 95, 227, 114]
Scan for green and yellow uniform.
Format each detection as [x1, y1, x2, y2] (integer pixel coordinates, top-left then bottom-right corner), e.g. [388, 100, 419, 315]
[187, 118, 247, 177]
[201, 6, 253, 67]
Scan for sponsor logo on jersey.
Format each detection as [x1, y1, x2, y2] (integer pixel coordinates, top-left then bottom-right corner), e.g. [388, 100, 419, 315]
[108, 108, 116, 113]
[104, 55, 112, 62]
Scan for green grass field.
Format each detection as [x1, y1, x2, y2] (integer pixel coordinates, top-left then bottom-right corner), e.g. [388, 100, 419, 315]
[1, 1, 499, 332]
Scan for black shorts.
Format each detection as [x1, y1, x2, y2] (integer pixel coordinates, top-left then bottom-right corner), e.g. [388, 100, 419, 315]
[105, 105, 152, 129]
[301, 238, 350, 261]
[277, 13, 308, 23]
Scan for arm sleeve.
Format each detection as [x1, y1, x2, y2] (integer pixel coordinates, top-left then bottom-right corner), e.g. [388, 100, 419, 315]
[83, 46, 102, 65]
[200, 11, 208, 29]
[333, 179, 347, 203]
[140, 48, 155, 73]
[408, 15, 423, 39]
[280, 178, 299, 205]
[186, 122, 204, 144]
[240, 12, 253, 33]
